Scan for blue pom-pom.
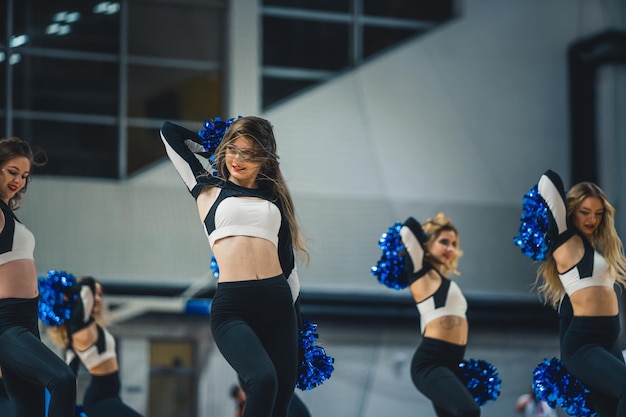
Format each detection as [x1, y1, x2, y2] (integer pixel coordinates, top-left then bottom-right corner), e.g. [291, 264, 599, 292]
[533, 357, 596, 417]
[371, 221, 408, 290]
[38, 269, 78, 326]
[210, 254, 219, 279]
[197, 116, 240, 160]
[457, 359, 501, 406]
[513, 185, 552, 261]
[297, 319, 334, 390]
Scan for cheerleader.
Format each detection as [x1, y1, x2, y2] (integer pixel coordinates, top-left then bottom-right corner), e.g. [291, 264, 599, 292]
[518, 170, 626, 417]
[160, 116, 309, 417]
[44, 276, 142, 417]
[402, 213, 481, 417]
[0, 137, 76, 417]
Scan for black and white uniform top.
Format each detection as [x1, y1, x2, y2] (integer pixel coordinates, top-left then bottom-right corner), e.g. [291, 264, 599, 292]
[537, 170, 614, 297]
[558, 233, 613, 297]
[415, 271, 467, 335]
[160, 121, 299, 301]
[65, 325, 117, 373]
[0, 200, 35, 265]
[399, 218, 467, 335]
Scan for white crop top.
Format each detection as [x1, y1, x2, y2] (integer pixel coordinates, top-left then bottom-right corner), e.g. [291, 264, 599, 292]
[417, 277, 467, 334]
[0, 209, 35, 265]
[559, 237, 613, 296]
[208, 189, 281, 248]
[72, 325, 117, 370]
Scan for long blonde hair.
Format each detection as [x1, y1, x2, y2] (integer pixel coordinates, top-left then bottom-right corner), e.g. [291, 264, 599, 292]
[212, 116, 309, 264]
[422, 212, 463, 276]
[537, 182, 626, 307]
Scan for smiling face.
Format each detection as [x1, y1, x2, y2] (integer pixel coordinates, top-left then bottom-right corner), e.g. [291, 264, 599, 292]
[572, 196, 604, 239]
[0, 156, 31, 205]
[427, 229, 458, 270]
[224, 136, 263, 188]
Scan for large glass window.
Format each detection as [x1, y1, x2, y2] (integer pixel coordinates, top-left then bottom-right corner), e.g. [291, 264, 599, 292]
[14, 119, 119, 178]
[2, 0, 227, 179]
[263, 18, 350, 70]
[13, 56, 119, 115]
[262, 0, 457, 109]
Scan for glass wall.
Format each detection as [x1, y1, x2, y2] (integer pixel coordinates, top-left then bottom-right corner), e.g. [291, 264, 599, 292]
[261, 0, 456, 108]
[1, 0, 227, 179]
[1, 0, 455, 177]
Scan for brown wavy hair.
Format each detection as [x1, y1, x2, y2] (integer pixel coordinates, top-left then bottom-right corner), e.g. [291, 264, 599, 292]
[0, 137, 46, 210]
[212, 116, 309, 263]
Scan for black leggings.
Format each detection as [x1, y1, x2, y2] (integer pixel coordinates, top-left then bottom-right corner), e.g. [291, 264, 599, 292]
[561, 314, 626, 417]
[411, 337, 480, 417]
[0, 376, 14, 416]
[0, 297, 76, 417]
[238, 374, 311, 417]
[211, 276, 298, 417]
[83, 372, 142, 417]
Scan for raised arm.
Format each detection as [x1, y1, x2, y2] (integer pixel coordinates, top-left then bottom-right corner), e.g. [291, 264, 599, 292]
[160, 121, 221, 198]
[400, 217, 433, 283]
[514, 169, 576, 261]
[538, 169, 574, 251]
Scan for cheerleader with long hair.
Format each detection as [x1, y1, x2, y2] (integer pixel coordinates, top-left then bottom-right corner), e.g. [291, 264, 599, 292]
[160, 116, 309, 417]
[45, 276, 142, 417]
[519, 170, 626, 416]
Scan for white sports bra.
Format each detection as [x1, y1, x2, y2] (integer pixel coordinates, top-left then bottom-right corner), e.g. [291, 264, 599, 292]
[416, 276, 467, 334]
[71, 325, 117, 370]
[208, 190, 281, 248]
[0, 209, 35, 265]
[559, 236, 613, 296]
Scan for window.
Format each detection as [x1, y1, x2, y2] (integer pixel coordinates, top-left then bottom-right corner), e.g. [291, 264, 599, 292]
[262, 0, 457, 108]
[1, 0, 227, 179]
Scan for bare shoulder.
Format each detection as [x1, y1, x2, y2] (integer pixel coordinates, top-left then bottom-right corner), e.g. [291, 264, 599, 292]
[410, 270, 442, 303]
[553, 234, 584, 272]
[196, 186, 220, 219]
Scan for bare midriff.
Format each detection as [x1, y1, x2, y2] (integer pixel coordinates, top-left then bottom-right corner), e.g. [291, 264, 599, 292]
[0, 259, 38, 299]
[569, 286, 619, 317]
[212, 236, 282, 282]
[423, 317, 468, 346]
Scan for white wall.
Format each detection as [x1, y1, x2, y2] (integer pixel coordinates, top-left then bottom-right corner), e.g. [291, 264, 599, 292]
[19, 0, 626, 298]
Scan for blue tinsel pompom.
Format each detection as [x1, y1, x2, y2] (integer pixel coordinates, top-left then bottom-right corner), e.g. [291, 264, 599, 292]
[297, 319, 335, 391]
[513, 184, 551, 261]
[533, 357, 596, 417]
[38, 269, 78, 326]
[371, 221, 408, 290]
[457, 359, 502, 406]
[197, 116, 239, 159]
[210, 254, 220, 279]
